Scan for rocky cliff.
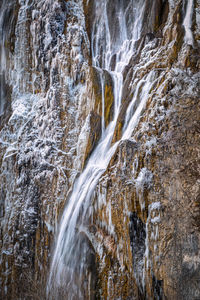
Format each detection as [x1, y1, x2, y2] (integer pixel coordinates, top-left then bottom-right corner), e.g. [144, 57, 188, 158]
[0, 0, 200, 299]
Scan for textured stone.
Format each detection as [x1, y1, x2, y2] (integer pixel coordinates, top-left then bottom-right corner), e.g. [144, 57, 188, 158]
[0, 0, 200, 299]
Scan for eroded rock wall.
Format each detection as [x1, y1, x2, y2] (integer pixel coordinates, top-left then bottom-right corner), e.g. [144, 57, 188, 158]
[85, 0, 200, 299]
[0, 0, 200, 299]
[0, 0, 94, 298]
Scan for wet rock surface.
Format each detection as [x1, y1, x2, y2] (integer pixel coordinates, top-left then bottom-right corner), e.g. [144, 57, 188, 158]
[0, 0, 200, 299]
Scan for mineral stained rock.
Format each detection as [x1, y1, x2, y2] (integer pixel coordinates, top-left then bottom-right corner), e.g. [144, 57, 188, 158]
[0, 0, 200, 299]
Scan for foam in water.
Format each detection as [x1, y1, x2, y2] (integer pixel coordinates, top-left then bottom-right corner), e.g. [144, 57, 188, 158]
[47, 0, 155, 298]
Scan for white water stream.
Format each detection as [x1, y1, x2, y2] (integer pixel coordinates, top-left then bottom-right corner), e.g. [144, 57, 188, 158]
[0, 0, 17, 116]
[0, 0, 9, 116]
[183, 0, 194, 46]
[48, 0, 157, 298]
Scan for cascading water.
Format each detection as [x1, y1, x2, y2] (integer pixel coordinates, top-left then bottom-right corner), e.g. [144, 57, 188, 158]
[1, 0, 199, 299]
[48, 0, 158, 298]
[183, 0, 194, 46]
[0, 0, 18, 119]
[0, 0, 14, 117]
[0, 0, 8, 116]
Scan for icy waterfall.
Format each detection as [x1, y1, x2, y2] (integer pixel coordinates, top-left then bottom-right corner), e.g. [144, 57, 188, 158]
[47, 0, 158, 298]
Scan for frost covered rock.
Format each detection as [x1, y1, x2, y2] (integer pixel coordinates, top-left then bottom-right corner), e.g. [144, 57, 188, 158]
[0, 0, 200, 299]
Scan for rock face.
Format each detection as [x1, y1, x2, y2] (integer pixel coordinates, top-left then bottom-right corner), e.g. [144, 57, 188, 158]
[0, 0, 200, 299]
